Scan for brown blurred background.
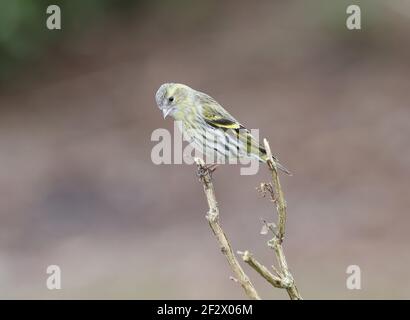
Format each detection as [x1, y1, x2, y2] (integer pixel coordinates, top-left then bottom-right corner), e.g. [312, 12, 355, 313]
[0, 0, 409, 299]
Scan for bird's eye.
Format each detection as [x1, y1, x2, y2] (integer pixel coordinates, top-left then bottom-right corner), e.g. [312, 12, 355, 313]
[168, 97, 174, 102]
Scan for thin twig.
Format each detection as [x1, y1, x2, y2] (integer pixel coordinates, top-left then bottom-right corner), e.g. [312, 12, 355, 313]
[264, 138, 301, 299]
[241, 139, 302, 300]
[240, 251, 284, 288]
[264, 139, 287, 241]
[195, 158, 261, 300]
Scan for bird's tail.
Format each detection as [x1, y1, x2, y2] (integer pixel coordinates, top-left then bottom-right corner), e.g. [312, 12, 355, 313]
[259, 149, 292, 176]
[234, 129, 292, 175]
[273, 160, 292, 176]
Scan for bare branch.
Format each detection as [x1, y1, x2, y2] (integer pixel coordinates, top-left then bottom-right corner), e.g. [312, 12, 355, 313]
[194, 137, 302, 300]
[195, 158, 261, 300]
[263, 138, 302, 300]
[264, 139, 287, 240]
[241, 139, 302, 300]
[240, 251, 284, 288]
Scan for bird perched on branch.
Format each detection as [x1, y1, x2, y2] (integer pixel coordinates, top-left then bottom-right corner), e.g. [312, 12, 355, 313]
[155, 83, 290, 174]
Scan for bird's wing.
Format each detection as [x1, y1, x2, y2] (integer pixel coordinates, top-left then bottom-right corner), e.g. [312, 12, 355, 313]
[197, 92, 292, 174]
[198, 94, 266, 159]
[199, 94, 243, 129]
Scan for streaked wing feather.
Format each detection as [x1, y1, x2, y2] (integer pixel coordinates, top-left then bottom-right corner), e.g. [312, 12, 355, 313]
[199, 94, 266, 159]
[200, 96, 242, 129]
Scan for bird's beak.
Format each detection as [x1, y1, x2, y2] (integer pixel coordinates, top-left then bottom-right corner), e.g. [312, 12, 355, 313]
[163, 107, 173, 119]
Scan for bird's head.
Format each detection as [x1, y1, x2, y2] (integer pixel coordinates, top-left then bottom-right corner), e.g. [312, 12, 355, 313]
[155, 83, 192, 119]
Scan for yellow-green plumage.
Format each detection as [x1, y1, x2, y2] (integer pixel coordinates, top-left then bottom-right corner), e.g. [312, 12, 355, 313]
[155, 83, 290, 174]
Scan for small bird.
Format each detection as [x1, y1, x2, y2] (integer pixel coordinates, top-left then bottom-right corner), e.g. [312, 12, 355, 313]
[155, 83, 290, 174]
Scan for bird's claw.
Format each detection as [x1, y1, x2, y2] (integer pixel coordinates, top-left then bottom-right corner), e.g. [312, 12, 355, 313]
[196, 164, 219, 179]
[196, 166, 208, 178]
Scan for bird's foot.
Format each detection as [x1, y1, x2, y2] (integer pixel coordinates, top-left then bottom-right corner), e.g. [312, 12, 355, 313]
[196, 164, 219, 180]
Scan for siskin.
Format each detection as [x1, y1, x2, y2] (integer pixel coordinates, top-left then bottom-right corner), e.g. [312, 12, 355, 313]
[155, 83, 290, 174]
